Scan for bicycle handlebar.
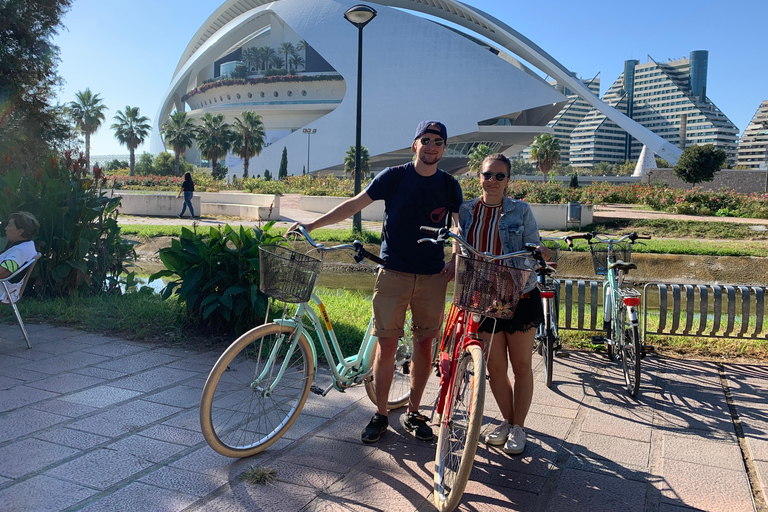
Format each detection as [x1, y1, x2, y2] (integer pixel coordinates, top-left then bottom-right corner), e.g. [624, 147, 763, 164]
[567, 231, 652, 244]
[287, 225, 385, 266]
[418, 226, 547, 267]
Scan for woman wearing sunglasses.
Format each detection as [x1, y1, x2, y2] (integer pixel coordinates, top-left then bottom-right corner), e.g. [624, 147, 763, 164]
[456, 153, 547, 455]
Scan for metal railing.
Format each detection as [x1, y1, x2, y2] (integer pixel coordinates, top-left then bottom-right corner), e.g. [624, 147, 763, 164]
[553, 279, 768, 341]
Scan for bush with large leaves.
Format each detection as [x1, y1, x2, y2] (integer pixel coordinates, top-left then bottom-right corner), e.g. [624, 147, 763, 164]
[150, 222, 284, 334]
[0, 151, 136, 296]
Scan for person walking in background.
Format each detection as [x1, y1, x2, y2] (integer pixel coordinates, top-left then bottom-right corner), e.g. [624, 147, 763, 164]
[176, 172, 196, 218]
[457, 153, 548, 455]
[0, 211, 39, 302]
[288, 120, 463, 444]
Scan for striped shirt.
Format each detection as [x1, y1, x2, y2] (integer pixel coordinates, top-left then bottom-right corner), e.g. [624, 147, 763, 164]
[465, 200, 503, 256]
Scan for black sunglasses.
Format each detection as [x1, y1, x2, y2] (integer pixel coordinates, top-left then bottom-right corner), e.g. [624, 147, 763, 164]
[419, 137, 445, 147]
[481, 172, 509, 181]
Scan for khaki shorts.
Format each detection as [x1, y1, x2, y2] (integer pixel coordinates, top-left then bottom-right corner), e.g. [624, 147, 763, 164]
[372, 268, 448, 339]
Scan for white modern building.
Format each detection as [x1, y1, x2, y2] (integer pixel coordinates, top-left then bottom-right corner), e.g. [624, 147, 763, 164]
[569, 52, 739, 167]
[736, 100, 768, 170]
[152, 0, 683, 177]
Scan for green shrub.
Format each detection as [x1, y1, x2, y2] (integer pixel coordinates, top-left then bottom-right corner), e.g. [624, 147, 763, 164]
[150, 222, 284, 334]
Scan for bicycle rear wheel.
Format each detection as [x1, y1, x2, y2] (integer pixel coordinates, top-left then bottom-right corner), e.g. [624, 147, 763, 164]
[541, 297, 555, 388]
[200, 323, 314, 458]
[619, 306, 642, 396]
[433, 344, 485, 512]
[365, 309, 413, 410]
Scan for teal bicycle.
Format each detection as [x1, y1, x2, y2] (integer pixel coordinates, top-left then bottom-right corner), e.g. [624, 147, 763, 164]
[200, 227, 413, 457]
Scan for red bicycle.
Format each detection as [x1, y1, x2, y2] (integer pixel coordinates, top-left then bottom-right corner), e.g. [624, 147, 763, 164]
[420, 226, 543, 511]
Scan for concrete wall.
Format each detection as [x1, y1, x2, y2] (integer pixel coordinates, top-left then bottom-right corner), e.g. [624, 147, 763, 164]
[112, 193, 201, 217]
[641, 168, 768, 193]
[300, 195, 592, 230]
[110, 191, 280, 219]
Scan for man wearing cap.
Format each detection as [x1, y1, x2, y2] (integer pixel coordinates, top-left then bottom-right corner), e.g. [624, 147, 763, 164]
[289, 120, 462, 443]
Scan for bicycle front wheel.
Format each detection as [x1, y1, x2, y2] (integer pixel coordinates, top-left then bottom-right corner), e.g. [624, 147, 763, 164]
[542, 297, 555, 388]
[200, 323, 314, 458]
[433, 344, 485, 512]
[619, 306, 642, 396]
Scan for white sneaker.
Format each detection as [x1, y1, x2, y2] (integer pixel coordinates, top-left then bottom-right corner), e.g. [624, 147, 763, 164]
[504, 424, 526, 455]
[484, 420, 509, 446]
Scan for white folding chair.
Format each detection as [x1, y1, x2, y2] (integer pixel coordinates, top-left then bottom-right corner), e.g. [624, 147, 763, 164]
[0, 253, 41, 348]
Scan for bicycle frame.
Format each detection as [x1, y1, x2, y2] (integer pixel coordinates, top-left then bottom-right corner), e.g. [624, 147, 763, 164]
[436, 308, 483, 417]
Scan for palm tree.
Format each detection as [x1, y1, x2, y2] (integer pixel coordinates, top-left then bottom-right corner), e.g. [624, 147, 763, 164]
[261, 46, 276, 72]
[279, 42, 294, 71]
[195, 112, 233, 178]
[295, 39, 308, 54]
[289, 54, 305, 74]
[529, 133, 561, 181]
[241, 47, 259, 74]
[343, 145, 370, 175]
[232, 111, 266, 179]
[160, 111, 195, 176]
[111, 106, 151, 176]
[68, 88, 107, 171]
[269, 54, 283, 70]
[467, 144, 494, 174]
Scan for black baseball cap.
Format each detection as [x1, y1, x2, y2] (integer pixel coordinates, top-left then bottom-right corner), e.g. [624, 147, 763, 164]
[414, 120, 447, 141]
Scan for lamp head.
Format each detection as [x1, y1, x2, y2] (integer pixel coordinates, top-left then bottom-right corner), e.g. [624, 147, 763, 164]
[344, 4, 377, 28]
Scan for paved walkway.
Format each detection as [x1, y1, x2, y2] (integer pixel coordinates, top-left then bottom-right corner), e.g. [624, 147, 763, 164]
[1, 323, 766, 511]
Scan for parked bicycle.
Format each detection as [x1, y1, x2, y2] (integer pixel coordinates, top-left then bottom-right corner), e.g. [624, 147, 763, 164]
[419, 226, 543, 511]
[199, 227, 414, 457]
[570, 231, 651, 396]
[535, 235, 575, 388]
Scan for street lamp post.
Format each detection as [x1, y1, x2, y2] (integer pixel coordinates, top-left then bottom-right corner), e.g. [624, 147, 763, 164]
[344, 4, 377, 233]
[302, 128, 316, 174]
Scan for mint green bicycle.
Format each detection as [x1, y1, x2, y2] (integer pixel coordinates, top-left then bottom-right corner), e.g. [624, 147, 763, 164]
[200, 227, 413, 457]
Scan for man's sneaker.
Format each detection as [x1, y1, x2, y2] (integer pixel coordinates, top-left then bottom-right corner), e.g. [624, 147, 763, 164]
[484, 420, 510, 446]
[361, 413, 388, 443]
[401, 411, 434, 441]
[503, 424, 526, 455]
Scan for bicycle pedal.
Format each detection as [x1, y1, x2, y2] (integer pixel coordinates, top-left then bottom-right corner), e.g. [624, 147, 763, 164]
[310, 385, 327, 396]
[591, 336, 606, 344]
[643, 344, 655, 352]
[555, 351, 570, 358]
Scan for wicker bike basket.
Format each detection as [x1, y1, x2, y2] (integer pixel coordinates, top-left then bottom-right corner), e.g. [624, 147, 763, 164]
[589, 242, 631, 276]
[453, 255, 532, 320]
[259, 245, 322, 303]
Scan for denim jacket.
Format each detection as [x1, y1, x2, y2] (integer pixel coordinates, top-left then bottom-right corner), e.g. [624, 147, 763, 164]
[457, 197, 541, 292]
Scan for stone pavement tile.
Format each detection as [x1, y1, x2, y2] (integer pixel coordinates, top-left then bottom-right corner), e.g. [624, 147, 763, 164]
[26, 372, 105, 393]
[139, 466, 229, 497]
[659, 459, 753, 512]
[661, 431, 744, 470]
[0, 408, 68, 444]
[93, 350, 181, 373]
[579, 405, 653, 443]
[744, 435, 768, 463]
[755, 460, 768, 499]
[725, 363, 768, 390]
[29, 398, 99, 418]
[467, 460, 548, 494]
[165, 350, 222, 374]
[268, 460, 346, 490]
[527, 403, 579, 420]
[314, 400, 384, 443]
[531, 383, 585, 410]
[77, 481, 198, 512]
[71, 366, 129, 380]
[168, 442, 282, 479]
[494, 411, 573, 444]
[144, 384, 204, 408]
[658, 387, 735, 437]
[140, 424, 206, 447]
[0, 385, 58, 412]
[28, 339, 98, 356]
[663, 359, 722, 389]
[17, 351, 110, 375]
[473, 435, 562, 477]
[0, 438, 80, 478]
[33, 427, 110, 450]
[542, 468, 647, 512]
[162, 408, 203, 431]
[67, 400, 182, 437]
[110, 366, 199, 393]
[107, 434, 189, 463]
[572, 431, 651, 468]
[564, 455, 649, 482]
[59, 385, 142, 408]
[278, 435, 377, 475]
[80, 341, 148, 358]
[0, 474, 97, 512]
[44, 447, 157, 490]
[0, 364, 53, 384]
[458, 480, 539, 512]
[0, 374, 24, 390]
[62, 332, 132, 346]
[196, 479, 319, 512]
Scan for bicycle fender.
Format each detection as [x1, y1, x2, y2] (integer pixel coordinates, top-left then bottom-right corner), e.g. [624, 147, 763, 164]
[436, 352, 452, 415]
[273, 319, 318, 375]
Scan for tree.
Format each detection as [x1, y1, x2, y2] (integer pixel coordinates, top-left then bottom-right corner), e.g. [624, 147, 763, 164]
[278, 147, 289, 180]
[153, 152, 182, 176]
[134, 152, 155, 175]
[241, 47, 259, 73]
[195, 112, 232, 178]
[510, 158, 535, 175]
[343, 145, 370, 175]
[673, 144, 727, 187]
[289, 54, 305, 74]
[614, 159, 637, 176]
[264, 169, 272, 181]
[467, 144, 494, 174]
[68, 88, 107, 171]
[279, 42, 295, 72]
[261, 47, 277, 72]
[232, 112, 265, 179]
[231, 64, 248, 79]
[0, 0, 73, 174]
[111, 105, 151, 176]
[529, 133, 561, 181]
[160, 111, 195, 176]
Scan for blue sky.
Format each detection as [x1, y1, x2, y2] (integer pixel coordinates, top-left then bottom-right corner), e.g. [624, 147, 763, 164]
[54, 0, 768, 157]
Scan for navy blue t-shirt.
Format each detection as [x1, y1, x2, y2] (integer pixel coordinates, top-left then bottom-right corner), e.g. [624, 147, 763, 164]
[365, 162, 462, 274]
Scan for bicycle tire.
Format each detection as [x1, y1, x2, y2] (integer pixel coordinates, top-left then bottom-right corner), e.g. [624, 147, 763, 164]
[620, 306, 642, 396]
[433, 344, 485, 512]
[604, 284, 616, 361]
[541, 298, 554, 388]
[200, 323, 314, 458]
[364, 334, 413, 410]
